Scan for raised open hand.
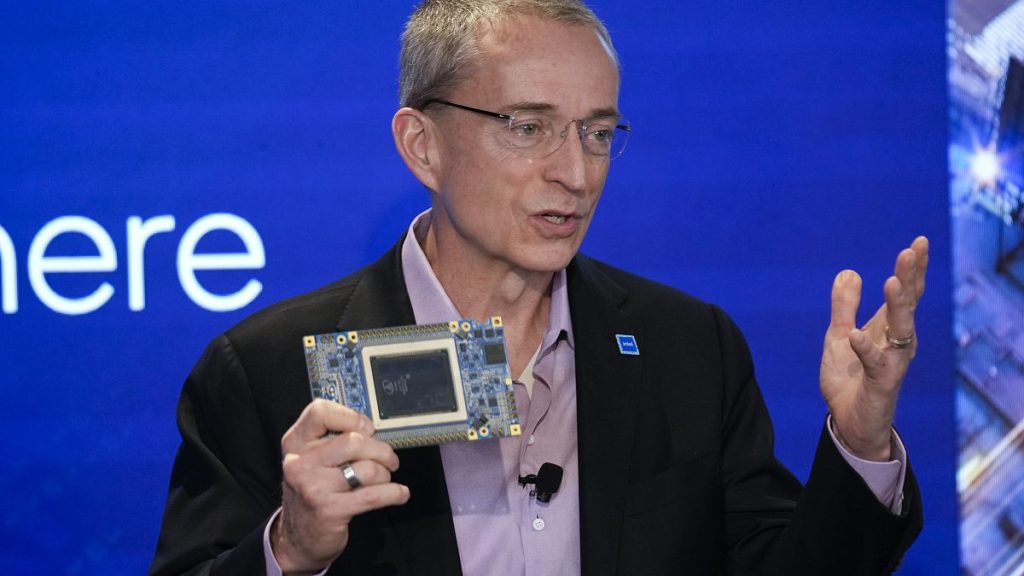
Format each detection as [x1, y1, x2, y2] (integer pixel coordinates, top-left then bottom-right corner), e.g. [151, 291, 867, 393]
[819, 236, 929, 461]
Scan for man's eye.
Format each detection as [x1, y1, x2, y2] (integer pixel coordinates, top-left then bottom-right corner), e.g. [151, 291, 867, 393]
[589, 129, 613, 143]
[512, 122, 544, 137]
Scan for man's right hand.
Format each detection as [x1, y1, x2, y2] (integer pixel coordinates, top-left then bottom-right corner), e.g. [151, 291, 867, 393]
[271, 399, 410, 574]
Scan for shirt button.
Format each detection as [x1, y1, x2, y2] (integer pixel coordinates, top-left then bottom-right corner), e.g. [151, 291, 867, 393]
[532, 517, 546, 531]
[528, 435, 535, 446]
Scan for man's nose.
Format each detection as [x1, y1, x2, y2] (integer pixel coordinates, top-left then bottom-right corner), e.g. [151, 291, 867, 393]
[545, 120, 589, 193]
[556, 119, 588, 149]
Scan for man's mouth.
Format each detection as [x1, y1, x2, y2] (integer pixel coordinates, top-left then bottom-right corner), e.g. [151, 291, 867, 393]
[542, 214, 569, 224]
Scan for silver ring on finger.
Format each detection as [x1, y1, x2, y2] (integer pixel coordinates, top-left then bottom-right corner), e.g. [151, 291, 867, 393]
[341, 462, 363, 490]
[885, 326, 915, 349]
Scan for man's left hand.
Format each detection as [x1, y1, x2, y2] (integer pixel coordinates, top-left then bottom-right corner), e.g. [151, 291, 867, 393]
[820, 236, 929, 462]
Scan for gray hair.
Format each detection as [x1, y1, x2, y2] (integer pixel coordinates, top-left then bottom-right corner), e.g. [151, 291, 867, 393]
[399, 0, 619, 109]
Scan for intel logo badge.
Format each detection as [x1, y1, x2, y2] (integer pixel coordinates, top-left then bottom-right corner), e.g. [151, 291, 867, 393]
[615, 334, 639, 356]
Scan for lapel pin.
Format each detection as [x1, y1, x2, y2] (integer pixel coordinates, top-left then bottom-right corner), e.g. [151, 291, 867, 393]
[615, 334, 639, 356]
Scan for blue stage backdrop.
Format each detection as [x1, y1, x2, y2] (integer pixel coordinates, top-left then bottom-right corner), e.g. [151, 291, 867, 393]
[0, 1, 953, 573]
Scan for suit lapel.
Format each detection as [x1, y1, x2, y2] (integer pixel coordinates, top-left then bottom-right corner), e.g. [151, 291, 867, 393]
[334, 240, 416, 333]
[567, 255, 643, 574]
[334, 240, 462, 575]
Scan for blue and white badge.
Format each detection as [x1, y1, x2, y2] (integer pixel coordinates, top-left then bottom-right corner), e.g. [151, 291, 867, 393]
[615, 334, 640, 356]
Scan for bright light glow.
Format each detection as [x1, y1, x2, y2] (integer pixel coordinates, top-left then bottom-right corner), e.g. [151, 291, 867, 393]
[970, 147, 1001, 184]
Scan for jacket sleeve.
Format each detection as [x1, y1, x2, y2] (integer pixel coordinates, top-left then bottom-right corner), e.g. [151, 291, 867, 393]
[713, 305, 923, 575]
[149, 335, 282, 576]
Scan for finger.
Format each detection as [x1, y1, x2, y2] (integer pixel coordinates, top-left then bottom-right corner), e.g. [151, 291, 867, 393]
[327, 483, 411, 519]
[829, 270, 863, 334]
[337, 460, 393, 492]
[283, 400, 374, 452]
[893, 248, 918, 307]
[883, 275, 916, 351]
[304, 400, 375, 439]
[318, 431, 401, 473]
[280, 445, 398, 504]
[910, 236, 929, 300]
[277, 482, 411, 556]
[891, 238, 929, 308]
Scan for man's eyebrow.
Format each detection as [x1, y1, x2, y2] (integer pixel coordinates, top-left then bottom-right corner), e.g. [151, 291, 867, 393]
[504, 101, 555, 113]
[503, 101, 621, 120]
[587, 107, 621, 120]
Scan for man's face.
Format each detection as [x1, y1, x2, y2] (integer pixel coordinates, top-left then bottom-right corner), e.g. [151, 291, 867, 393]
[427, 16, 620, 275]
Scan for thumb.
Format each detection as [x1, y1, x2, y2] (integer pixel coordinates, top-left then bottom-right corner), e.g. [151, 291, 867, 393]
[849, 328, 885, 381]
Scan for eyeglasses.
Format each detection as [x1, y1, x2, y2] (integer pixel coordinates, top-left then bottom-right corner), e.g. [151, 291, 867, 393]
[423, 99, 631, 160]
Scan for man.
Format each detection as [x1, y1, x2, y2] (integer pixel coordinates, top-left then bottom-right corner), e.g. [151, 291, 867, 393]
[150, 1, 926, 574]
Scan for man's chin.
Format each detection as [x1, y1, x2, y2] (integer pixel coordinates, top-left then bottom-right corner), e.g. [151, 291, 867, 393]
[517, 246, 579, 274]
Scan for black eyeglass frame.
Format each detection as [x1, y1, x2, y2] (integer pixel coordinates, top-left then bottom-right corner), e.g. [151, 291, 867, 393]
[421, 99, 631, 160]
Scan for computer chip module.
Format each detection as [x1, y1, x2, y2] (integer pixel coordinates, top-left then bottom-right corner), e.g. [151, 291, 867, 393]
[303, 317, 521, 448]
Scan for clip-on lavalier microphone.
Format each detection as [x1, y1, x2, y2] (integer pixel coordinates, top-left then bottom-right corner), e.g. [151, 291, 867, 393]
[518, 462, 564, 503]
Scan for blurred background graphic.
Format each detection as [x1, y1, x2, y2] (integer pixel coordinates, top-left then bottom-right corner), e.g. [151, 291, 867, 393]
[949, 1, 1024, 574]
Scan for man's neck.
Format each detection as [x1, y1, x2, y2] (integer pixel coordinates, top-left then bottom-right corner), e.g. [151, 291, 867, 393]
[419, 216, 553, 378]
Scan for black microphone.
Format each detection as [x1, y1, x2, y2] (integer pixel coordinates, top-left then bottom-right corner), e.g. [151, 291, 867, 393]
[518, 462, 564, 503]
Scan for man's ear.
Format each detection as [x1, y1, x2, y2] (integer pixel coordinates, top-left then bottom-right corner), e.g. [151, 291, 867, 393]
[392, 107, 442, 191]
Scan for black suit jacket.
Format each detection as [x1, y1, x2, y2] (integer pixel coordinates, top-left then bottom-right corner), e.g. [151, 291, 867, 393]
[150, 241, 922, 575]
